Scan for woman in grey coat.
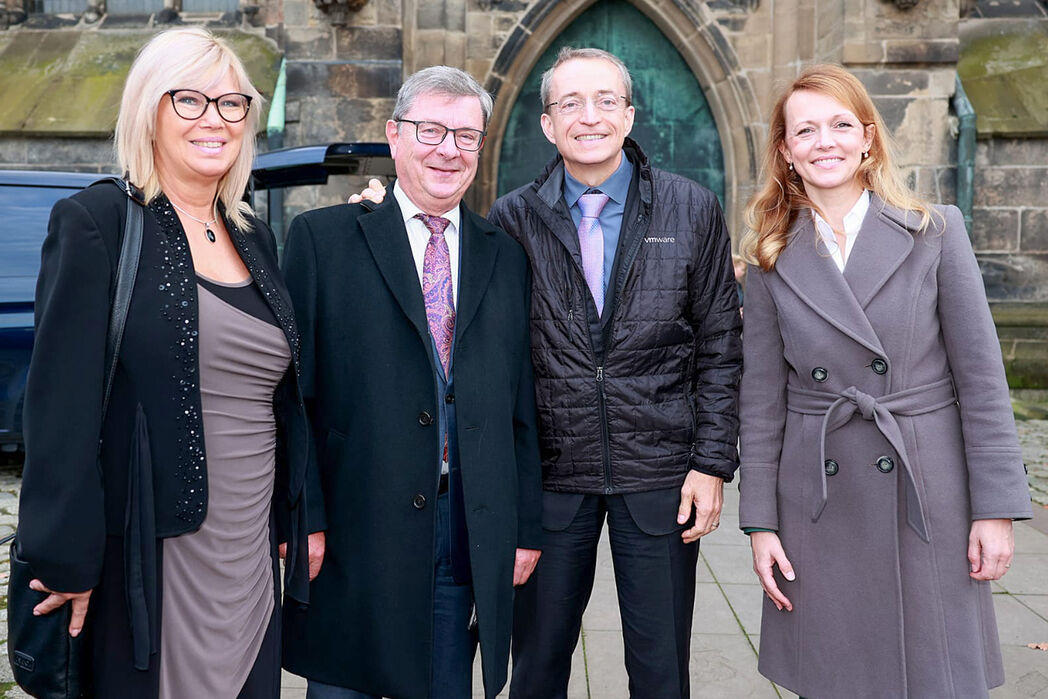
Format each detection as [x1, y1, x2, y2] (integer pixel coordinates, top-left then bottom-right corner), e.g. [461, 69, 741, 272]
[738, 64, 1032, 698]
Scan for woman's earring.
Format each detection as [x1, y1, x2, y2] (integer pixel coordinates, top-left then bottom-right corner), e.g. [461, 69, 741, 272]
[863, 151, 869, 159]
[788, 162, 794, 171]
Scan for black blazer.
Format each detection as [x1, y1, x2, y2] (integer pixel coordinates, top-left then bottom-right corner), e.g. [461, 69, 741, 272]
[18, 182, 315, 605]
[280, 188, 542, 699]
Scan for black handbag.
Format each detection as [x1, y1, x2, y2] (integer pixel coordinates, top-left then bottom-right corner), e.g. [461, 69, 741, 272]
[6, 178, 144, 699]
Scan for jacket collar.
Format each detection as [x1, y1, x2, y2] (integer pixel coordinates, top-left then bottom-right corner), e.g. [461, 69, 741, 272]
[774, 193, 915, 355]
[529, 137, 653, 253]
[534, 137, 653, 211]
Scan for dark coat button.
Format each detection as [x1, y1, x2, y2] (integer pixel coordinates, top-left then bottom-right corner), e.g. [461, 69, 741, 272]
[875, 456, 895, 473]
[824, 459, 839, 476]
[445, 393, 455, 404]
[418, 411, 433, 426]
[871, 358, 888, 375]
[811, 367, 829, 382]
[413, 494, 427, 509]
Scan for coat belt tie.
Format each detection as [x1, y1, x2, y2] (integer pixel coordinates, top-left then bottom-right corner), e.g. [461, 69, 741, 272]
[786, 376, 957, 543]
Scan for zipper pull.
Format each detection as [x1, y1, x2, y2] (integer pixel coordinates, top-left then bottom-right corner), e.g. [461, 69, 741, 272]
[568, 308, 574, 322]
[596, 366, 604, 382]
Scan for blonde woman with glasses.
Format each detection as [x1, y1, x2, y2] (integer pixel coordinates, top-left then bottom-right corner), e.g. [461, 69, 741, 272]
[18, 27, 321, 698]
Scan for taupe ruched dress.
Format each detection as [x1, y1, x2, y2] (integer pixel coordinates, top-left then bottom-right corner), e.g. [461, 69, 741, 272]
[159, 278, 290, 698]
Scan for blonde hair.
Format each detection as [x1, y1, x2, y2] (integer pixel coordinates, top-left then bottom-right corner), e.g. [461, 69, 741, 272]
[115, 27, 263, 231]
[741, 64, 934, 271]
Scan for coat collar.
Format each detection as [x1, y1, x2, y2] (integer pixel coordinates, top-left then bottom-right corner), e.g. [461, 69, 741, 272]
[774, 194, 916, 355]
[844, 194, 919, 308]
[358, 182, 499, 364]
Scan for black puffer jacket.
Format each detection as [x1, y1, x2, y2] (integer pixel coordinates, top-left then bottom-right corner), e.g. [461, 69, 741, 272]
[488, 139, 742, 494]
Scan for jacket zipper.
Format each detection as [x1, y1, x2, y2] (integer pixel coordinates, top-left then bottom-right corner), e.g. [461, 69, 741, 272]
[595, 208, 648, 495]
[596, 365, 613, 494]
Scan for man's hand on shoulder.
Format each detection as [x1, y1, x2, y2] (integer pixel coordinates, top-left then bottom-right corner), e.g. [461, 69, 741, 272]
[348, 178, 386, 205]
[678, 470, 725, 543]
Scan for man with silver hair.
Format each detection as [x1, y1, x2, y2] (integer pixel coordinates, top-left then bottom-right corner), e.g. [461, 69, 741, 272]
[489, 47, 742, 698]
[281, 65, 542, 699]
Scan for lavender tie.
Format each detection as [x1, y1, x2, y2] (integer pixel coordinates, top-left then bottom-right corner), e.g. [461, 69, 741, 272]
[416, 213, 455, 378]
[577, 191, 610, 316]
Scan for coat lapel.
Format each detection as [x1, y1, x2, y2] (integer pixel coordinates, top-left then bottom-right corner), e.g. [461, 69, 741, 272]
[359, 193, 430, 343]
[843, 194, 917, 309]
[225, 211, 301, 365]
[774, 212, 885, 356]
[454, 205, 499, 346]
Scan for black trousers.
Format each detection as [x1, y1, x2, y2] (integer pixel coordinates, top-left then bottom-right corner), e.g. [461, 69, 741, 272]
[509, 494, 699, 699]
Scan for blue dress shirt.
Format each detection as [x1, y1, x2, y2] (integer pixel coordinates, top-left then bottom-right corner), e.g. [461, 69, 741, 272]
[563, 152, 634, 294]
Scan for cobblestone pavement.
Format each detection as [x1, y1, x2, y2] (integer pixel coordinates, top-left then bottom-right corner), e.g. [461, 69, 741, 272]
[0, 463, 25, 698]
[1017, 420, 1048, 509]
[0, 420, 1045, 697]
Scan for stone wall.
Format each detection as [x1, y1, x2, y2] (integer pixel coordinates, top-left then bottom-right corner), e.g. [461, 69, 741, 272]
[0, 135, 112, 171]
[264, 0, 400, 146]
[974, 137, 1048, 302]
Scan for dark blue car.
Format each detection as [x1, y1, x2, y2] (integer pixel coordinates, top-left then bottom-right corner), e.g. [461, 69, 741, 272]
[0, 143, 393, 453]
[0, 171, 101, 453]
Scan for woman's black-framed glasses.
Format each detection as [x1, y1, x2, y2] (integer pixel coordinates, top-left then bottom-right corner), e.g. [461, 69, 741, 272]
[167, 89, 253, 123]
[396, 119, 486, 152]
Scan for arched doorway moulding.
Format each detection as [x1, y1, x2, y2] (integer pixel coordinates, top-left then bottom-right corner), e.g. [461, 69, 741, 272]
[477, 0, 763, 239]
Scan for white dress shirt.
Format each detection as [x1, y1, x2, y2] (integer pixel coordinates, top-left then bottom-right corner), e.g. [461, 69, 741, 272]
[813, 190, 870, 273]
[393, 181, 461, 306]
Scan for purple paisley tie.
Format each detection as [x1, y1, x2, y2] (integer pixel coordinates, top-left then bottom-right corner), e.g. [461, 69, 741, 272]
[577, 191, 610, 316]
[416, 213, 455, 378]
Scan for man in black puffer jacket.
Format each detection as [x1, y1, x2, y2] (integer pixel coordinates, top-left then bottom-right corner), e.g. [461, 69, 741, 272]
[489, 48, 742, 698]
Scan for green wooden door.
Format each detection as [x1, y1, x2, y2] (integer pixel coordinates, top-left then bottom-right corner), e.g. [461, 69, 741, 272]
[496, 0, 724, 202]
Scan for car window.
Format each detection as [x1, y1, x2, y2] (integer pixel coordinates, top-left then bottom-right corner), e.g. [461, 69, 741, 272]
[0, 184, 82, 302]
[253, 173, 382, 253]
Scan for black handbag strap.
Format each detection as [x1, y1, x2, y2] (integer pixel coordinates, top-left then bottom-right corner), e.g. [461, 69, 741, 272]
[94, 177, 145, 423]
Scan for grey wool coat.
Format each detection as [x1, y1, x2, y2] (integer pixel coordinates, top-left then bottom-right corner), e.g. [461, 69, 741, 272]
[738, 196, 1032, 699]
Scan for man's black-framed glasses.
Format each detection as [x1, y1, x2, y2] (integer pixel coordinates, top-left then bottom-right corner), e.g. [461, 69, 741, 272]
[397, 119, 486, 152]
[167, 89, 253, 123]
[545, 95, 630, 116]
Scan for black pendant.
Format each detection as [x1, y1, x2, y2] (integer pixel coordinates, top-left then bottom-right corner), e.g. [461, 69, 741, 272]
[205, 226, 216, 243]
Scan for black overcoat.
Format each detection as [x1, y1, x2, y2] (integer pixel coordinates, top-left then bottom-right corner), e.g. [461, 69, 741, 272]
[18, 183, 315, 685]
[280, 190, 542, 699]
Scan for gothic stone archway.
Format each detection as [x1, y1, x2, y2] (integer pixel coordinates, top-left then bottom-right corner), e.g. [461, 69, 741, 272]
[477, 0, 762, 239]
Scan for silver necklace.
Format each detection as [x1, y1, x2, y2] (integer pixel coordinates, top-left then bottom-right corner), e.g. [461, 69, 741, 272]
[170, 200, 218, 243]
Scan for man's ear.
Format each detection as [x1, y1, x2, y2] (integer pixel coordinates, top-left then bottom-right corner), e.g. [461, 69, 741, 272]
[540, 113, 557, 146]
[386, 119, 400, 157]
[623, 105, 635, 138]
